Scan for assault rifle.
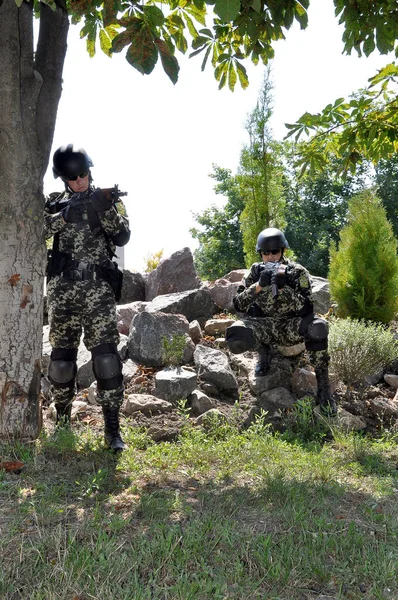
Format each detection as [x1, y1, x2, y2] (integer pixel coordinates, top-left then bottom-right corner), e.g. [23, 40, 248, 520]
[258, 261, 286, 299]
[97, 184, 128, 203]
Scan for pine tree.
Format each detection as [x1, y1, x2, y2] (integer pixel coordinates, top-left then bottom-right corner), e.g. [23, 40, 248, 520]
[329, 189, 398, 323]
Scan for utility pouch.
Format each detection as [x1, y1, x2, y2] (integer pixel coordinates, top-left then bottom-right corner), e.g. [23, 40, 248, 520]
[101, 260, 123, 301]
[46, 249, 70, 282]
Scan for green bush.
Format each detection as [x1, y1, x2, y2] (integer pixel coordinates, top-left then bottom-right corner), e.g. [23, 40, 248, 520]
[161, 334, 187, 366]
[328, 317, 398, 390]
[328, 189, 398, 323]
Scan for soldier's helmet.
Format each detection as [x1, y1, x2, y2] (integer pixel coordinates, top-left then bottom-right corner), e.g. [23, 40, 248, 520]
[52, 144, 93, 180]
[256, 228, 289, 253]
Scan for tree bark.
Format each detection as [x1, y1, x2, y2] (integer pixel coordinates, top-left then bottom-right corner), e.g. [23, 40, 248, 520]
[0, 0, 68, 440]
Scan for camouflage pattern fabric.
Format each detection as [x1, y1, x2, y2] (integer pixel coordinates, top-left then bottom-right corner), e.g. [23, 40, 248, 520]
[233, 257, 329, 370]
[44, 188, 129, 409]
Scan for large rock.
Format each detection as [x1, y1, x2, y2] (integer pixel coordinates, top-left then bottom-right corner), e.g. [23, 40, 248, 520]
[145, 247, 201, 301]
[154, 367, 197, 403]
[123, 394, 173, 416]
[311, 276, 332, 316]
[205, 279, 242, 313]
[194, 344, 238, 391]
[146, 288, 216, 325]
[128, 311, 195, 367]
[116, 301, 148, 335]
[119, 270, 146, 304]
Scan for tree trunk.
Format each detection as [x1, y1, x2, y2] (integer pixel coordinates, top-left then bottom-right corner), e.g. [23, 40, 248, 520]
[0, 0, 68, 440]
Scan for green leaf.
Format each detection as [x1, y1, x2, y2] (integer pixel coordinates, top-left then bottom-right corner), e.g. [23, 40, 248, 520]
[235, 60, 248, 89]
[99, 29, 112, 56]
[125, 24, 158, 75]
[87, 37, 96, 58]
[155, 38, 180, 84]
[144, 5, 165, 27]
[214, 0, 240, 22]
[363, 34, 375, 57]
[228, 61, 237, 91]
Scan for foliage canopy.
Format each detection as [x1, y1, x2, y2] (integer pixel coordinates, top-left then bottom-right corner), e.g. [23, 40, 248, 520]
[33, 0, 398, 91]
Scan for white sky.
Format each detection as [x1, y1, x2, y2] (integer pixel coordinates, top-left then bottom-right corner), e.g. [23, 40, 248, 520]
[43, 0, 394, 271]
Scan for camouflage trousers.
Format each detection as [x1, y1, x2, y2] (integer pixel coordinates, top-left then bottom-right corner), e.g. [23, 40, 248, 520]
[47, 276, 124, 409]
[242, 316, 329, 370]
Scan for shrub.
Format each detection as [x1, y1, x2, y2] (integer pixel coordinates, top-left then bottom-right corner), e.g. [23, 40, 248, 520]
[328, 317, 398, 390]
[161, 334, 187, 366]
[144, 249, 164, 273]
[328, 189, 398, 323]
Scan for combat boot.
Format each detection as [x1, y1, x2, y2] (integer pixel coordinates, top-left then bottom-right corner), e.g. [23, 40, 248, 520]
[102, 406, 126, 452]
[55, 403, 72, 427]
[255, 345, 272, 377]
[315, 367, 337, 417]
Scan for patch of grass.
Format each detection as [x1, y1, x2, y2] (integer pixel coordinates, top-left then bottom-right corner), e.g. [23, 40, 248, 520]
[1, 418, 398, 599]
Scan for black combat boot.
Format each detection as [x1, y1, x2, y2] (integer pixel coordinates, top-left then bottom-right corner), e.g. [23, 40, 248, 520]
[55, 403, 72, 426]
[102, 406, 126, 452]
[255, 345, 272, 376]
[315, 367, 337, 416]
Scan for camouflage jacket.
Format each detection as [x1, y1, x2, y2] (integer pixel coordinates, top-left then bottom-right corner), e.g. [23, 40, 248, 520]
[233, 257, 314, 319]
[44, 187, 130, 264]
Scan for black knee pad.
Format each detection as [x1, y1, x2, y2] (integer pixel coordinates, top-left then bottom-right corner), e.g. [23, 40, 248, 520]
[48, 348, 77, 389]
[300, 314, 328, 351]
[225, 322, 256, 354]
[91, 343, 123, 391]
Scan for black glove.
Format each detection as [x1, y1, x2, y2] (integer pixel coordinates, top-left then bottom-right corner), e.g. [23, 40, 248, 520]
[258, 269, 272, 287]
[90, 189, 113, 212]
[61, 203, 85, 224]
[271, 267, 287, 289]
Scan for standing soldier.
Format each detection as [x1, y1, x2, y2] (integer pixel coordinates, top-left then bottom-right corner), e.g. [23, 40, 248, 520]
[44, 144, 131, 451]
[226, 228, 337, 416]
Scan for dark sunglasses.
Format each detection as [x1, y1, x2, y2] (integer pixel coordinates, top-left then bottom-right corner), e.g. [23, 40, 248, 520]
[63, 170, 89, 182]
[262, 248, 281, 256]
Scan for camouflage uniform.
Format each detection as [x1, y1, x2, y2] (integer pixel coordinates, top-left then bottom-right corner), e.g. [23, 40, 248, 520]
[231, 257, 329, 371]
[44, 188, 130, 410]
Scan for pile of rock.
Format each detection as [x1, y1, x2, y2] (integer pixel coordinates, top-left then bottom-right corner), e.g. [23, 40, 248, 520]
[41, 247, 398, 440]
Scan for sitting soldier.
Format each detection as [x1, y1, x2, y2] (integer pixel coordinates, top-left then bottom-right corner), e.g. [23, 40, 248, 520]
[225, 227, 337, 416]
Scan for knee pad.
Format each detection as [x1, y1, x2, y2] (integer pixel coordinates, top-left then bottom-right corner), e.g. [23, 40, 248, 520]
[48, 348, 77, 389]
[300, 315, 328, 351]
[91, 343, 123, 391]
[225, 322, 256, 354]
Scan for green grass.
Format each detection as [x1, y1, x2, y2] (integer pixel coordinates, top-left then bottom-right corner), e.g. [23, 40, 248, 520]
[1, 417, 398, 600]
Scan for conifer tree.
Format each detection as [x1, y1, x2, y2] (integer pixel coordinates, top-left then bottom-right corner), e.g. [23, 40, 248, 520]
[329, 189, 398, 323]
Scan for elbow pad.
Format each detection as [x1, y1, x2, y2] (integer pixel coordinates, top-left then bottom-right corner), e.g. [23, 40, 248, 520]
[111, 229, 130, 247]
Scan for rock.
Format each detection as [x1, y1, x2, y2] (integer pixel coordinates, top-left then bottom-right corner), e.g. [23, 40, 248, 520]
[248, 367, 290, 396]
[194, 408, 226, 426]
[116, 301, 149, 336]
[154, 367, 197, 403]
[205, 279, 242, 313]
[194, 344, 238, 391]
[147, 427, 180, 443]
[87, 382, 98, 405]
[119, 270, 146, 304]
[118, 334, 129, 361]
[368, 396, 398, 419]
[145, 247, 201, 301]
[314, 406, 366, 431]
[215, 338, 228, 349]
[384, 373, 398, 389]
[277, 342, 305, 357]
[146, 288, 216, 325]
[291, 368, 317, 398]
[49, 400, 88, 421]
[258, 387, 296, 410]
[189, 320, 202, 343]
[188, 389, 215, 416]
[123, 359, 139, 382]
[311, 276, 332, 315]
[128, 311, 195, 367]
[123, 394, 173, 416]
[204, 318, 235, 336]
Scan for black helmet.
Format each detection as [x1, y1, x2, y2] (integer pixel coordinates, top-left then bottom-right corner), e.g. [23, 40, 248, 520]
[256, 228, 289, 252]
[52, 144, 93, 179]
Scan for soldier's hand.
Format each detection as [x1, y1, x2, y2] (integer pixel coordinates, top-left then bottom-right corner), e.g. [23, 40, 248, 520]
[271, 267, 287, 289]
[61, 203, 85, 224]
[90, 189, 113, 212]
[258, 269, 272, 288]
